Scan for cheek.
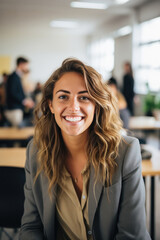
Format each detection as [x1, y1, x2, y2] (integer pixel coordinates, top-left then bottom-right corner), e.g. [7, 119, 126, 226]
[87, 104, 95, 119]
[53, 103, 65, 116]
[53, 107, 62, 127]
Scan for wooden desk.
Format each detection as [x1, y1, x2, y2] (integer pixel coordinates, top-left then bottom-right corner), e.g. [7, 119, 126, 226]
[129, 116, 160, 149]
[129, 116, 160, 130]
[142, 144, 160, 176]
[0, 148, 26, 168]
[0, 127, 34, 140]
[141, 145, 160, 240]
[1, 145, 159, 170]
[142, 160, 160, 176]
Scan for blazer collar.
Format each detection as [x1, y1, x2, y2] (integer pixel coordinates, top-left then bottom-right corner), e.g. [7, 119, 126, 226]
[88, 164, 103, 229]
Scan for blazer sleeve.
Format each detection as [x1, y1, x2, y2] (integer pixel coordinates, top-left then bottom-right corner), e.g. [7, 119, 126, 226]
[19, 141, 45, 240]
[115, 138, 151, 240]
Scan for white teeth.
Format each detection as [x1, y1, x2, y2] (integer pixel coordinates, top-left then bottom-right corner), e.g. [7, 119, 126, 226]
[65, 116, 82, 122]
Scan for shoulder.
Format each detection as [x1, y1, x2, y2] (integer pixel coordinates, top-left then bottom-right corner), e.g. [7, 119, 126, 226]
[8, 72, 20, 83]
[121, 135, 139, 144]
[25, 138, 39, 175]
[118, 135, 140, 153]
[117, 135, 141, 177]
[9, 71, 18, 78]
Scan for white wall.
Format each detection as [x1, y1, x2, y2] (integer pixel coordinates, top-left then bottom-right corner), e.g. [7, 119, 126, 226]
[1, 0, 159, 87]
[87, 0, 160, 81]
[86, 1, 160, 115]
[114, 33, 132, 87]
[0, 29, 88, 83]
[87, 15, 133, 85]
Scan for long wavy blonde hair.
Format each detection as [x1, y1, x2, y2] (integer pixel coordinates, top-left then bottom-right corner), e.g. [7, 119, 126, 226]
[34, 58, 123, 195]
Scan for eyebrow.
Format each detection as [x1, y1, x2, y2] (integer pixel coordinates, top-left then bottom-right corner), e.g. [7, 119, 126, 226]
[56, 90, 88, 94]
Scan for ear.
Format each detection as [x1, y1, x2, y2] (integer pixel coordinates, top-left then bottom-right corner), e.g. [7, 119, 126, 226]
[48, 100, 54, 114]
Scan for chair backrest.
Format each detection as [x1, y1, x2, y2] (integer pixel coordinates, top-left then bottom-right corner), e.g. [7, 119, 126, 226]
[0, 166, 25, 228]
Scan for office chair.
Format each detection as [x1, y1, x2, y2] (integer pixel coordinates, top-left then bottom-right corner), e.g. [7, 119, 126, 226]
[0, 166, 25, 240]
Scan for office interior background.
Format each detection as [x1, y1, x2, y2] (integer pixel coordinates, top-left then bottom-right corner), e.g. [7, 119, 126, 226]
[1, 0, 160, 110]
[0, 0, 160, 239]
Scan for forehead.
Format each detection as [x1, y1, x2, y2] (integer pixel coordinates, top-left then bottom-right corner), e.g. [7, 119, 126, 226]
[54, 72, 87, 93]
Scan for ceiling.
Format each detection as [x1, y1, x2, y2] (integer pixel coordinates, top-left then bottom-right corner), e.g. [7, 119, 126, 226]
[0, 0, 150, 35]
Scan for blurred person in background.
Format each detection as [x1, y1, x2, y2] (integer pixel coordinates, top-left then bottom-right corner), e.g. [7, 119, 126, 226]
[32, 82, 42, 105]
[1, 72, 8, 85]
[107, 77, 130, 129]
[4, 57, 34, 127]
[0, 73, 8, 125]
[122, 61, 135, 115]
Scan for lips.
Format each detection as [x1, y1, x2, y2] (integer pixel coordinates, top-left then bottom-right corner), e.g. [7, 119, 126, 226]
[63, 116, 84, 122]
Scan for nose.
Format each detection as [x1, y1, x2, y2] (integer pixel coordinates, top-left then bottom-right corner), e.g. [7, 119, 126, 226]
[68, 97, 80, 112]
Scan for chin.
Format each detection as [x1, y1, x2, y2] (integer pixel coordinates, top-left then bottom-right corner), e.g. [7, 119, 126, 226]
[66, 132, 82, 137]
[63, 129, 86, 137]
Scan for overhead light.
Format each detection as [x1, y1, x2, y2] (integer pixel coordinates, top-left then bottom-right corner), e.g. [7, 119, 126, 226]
[115, 0, 130, 4]
[50, 20, 78, 28]
[114, 26, 132, 37]
[71, 1, 108, 10]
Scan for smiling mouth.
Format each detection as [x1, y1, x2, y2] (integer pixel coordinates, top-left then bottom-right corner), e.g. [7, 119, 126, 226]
[63, 116, 84, 122]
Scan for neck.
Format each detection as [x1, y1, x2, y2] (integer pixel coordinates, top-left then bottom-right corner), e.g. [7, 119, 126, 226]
[62, 132, 88, 158]
[16, 67, 23, 77]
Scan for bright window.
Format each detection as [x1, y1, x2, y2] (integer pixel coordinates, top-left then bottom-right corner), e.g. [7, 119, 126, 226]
[87, 38, 114, 81]
[135, 17, 160, 93]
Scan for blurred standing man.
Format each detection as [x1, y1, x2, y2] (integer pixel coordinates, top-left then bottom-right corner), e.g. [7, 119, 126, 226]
[122, 61, 135, 115]
[4, 57, 34, 127]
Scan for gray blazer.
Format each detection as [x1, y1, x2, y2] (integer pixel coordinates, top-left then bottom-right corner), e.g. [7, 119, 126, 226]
[19, 135, 151, 240]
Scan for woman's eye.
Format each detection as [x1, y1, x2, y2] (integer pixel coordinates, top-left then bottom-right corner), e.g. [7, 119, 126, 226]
[80, 96, 90, 101]
[58, 95, 68, 100]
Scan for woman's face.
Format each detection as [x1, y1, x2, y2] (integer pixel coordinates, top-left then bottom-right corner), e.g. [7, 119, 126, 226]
[49, 72, 95, 138]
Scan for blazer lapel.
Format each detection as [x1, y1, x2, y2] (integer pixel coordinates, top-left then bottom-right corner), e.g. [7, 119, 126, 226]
[88, 165, 103, 229]
[42, 175, 57, 240]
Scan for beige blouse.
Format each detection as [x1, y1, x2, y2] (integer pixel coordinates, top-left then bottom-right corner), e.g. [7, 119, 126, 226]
[56, 166, 93, 240]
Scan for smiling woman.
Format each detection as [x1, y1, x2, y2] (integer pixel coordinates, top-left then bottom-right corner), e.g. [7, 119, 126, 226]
[19, 58, 151, 240]
[48, 72, 95, 138]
